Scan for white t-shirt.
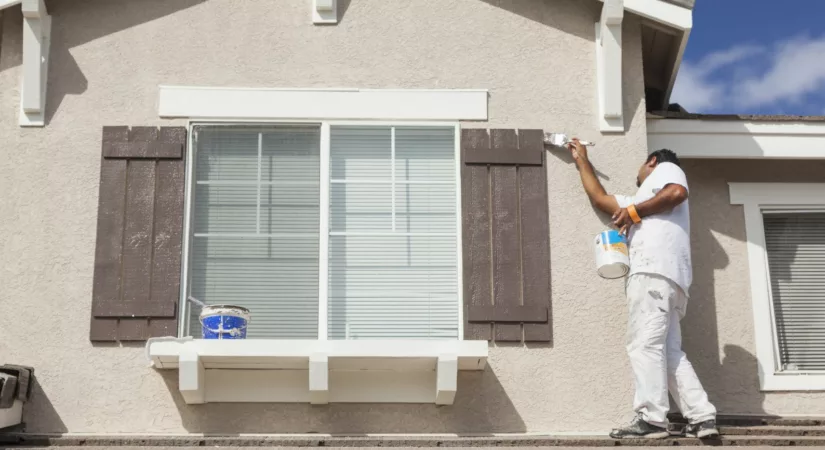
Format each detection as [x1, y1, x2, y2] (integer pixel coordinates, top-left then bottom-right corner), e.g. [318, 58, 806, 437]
[615, 162, 692, 295]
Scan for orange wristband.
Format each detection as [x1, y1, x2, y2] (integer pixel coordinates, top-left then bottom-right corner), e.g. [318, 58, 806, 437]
[627, 204, 642, 224]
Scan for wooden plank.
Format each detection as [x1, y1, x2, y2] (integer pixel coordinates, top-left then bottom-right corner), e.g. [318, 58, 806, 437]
[90, 127, 129, 322]
[116, 135, 157, 317]
[490, 129, 522, 342]
[461, 129, 492, 341]
[518, 130, 552, 343]
[103, 141, 183, 159]
[467, 306, 548, 323]
[149, 318, 179, 338]
[148, 127, 187, 318]
[118, 319, 150, 341]
[464, 148, 543, 166]
[89, 318, 118, 342]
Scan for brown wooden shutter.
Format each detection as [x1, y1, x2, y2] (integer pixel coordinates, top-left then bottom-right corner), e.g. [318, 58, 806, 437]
[461, 129, 551, 343]
[90, 126, 187, 342]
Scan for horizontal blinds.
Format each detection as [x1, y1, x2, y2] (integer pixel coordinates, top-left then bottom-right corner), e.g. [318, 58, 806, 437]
[328, 126, 459, 339]
[763, 212, 825, 371]
[188, 126, 321, 339]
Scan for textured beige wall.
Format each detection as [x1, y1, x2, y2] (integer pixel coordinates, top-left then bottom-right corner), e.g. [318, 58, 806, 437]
[681, 159, 825, 417]
[1, 0, 814, 436]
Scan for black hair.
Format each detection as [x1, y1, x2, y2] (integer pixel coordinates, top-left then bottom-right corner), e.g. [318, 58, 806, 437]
[646, 148, 681, 167]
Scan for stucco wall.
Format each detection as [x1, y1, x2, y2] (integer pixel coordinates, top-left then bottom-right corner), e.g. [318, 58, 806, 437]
[681, 159, 825, 417]
[1, 0, 817, 436]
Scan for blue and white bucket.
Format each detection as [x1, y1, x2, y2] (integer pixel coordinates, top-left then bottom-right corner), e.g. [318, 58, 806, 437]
[594, 230, 630, 279]
[199, 305, 250, 339]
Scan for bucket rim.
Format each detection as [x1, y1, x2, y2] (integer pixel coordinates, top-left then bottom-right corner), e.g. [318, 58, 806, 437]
[200, 304, 251, 314]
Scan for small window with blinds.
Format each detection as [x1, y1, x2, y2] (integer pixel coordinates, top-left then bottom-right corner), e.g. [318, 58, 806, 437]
[328, 126, 459, 339]
[188, 125, 321, 339]
[763, 212, 825, 372]
[185, 124, 460, 340]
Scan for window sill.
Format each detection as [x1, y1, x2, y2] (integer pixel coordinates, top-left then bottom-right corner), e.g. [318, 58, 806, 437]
[760, 371, 825, 392]
[146, 339, 488, 405]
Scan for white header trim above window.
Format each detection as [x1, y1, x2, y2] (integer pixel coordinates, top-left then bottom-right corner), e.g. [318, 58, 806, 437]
[729, 182, 825, 391]
[158, 86, 488, 121]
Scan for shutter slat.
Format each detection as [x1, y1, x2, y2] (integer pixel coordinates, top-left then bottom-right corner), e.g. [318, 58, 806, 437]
[461, 129, 494, 341]
[764, 213, 825, 371]
[490, 130, 523, 342]
[518, 130, 552, 343]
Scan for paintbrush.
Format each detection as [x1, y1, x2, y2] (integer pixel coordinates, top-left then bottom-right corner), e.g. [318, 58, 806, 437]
[544, 133, 595, 147]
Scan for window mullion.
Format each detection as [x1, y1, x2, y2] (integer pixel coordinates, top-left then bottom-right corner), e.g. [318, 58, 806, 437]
[318, 123, 331, 340]
[391, 127, 396, 232]
[256, 132, 263, 235]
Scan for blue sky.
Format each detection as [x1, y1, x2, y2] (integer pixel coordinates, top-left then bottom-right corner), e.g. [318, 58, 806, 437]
[670, 0, 825, 115]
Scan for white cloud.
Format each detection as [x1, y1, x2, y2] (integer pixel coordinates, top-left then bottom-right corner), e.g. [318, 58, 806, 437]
[671, 35, 825, 113]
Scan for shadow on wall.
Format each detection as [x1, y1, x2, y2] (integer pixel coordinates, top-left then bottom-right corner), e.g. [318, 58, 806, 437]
[22, 377, 67, 433]
[477, 0, 597, 41]
[0, 0, 206, 125]
[159, 367, 525, 434]
[680, 159, 825, 416]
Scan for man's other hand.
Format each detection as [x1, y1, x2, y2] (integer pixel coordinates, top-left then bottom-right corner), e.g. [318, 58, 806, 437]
[613, 208, 633, 235]
[567, 138, 589, 163]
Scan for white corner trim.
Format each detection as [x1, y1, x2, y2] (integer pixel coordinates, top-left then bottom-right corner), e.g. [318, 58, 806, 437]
[599, 0, 692, 30]
[312, 0, 337, 24]
[19, 0, 50, 127]
[648, 119, 825, 159]
[595, 0, 624, 133]
[158, 86, 489, 121]
[0, 0, 22, 11]
[729, 182, 825, 392]
[148, 339, 488, 404]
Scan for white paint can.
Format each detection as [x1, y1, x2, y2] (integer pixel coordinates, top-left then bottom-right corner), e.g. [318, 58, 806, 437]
[594, 230, 630, 279]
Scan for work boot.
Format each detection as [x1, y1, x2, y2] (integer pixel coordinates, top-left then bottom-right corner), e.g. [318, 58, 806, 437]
[685, 419, 720, 439]
[609, 415, 670, 439]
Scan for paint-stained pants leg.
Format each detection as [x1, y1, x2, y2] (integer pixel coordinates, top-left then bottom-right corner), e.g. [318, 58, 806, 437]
[626, 274, 716, 427]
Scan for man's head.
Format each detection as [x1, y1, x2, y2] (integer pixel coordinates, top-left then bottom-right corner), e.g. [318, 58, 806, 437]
[637, 148, 680, 187]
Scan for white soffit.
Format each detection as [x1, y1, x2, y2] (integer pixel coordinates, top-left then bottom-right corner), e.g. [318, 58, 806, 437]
[600, 0, 692, 31]
[147, 339, 489, 405]
[647, 119, 825, 159]
[158, 86, 489, 121]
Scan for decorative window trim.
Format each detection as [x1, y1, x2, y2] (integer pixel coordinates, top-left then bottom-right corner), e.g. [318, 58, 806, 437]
[158, 86, 489, 121]
[729, 182, 825, 391]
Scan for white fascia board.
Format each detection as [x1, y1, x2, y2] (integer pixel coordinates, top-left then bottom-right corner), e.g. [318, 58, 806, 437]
[600, 0, 692, 31]
[147, 339, 488, 404]
[595, 0, 624, 133]
[158, 86, 489, 121]
[19, 0, 50, 127]
[647, 119, 825, 159]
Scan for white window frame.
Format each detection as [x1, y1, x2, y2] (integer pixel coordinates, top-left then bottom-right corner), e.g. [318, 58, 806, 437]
[729, 182, 825, 391]
[179, 120, 464, 342]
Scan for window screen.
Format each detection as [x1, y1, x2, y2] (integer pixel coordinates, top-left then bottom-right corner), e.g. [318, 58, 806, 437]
[188, 125, 321, 339]
[764, 212, 825, 371]
[327, 126, 459, 339]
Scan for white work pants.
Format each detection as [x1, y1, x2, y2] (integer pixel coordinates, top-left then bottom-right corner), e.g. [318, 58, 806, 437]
[626, 273, 717, 427]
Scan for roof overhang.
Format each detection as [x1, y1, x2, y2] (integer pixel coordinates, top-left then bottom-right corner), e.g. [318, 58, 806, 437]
[600, 0, 693, 31]
[596, 0, 692, 131]
[647, 117, 825, 159]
